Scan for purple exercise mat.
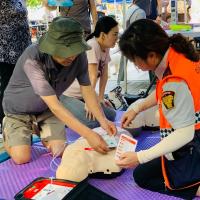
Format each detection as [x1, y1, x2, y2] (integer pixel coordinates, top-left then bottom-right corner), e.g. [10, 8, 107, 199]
[0, 131, 179, 200]
[0, 111, 198, 200]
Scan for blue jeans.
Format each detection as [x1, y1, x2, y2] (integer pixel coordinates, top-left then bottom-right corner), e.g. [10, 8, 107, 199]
[60, 95, 116, 129]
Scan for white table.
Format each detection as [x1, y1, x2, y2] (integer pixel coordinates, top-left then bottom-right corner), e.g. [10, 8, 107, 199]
[166, 26, 200, 38]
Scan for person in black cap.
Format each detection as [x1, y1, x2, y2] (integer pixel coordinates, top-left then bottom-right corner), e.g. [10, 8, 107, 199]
[2, 16, 117, 165]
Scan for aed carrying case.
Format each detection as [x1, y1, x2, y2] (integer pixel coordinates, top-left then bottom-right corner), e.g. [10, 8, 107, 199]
[14, 177, 116, 200]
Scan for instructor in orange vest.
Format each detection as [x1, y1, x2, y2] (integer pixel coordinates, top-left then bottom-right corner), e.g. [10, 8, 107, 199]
[116, 19, 200, 199]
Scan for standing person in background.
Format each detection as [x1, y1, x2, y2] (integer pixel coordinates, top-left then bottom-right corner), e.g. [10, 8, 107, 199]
[126, 0, 146, 27]
[0, 0, 31, 133]
[117, 0, 146, 85]
[43, 0, 98, 38]
[162, 0, 170, 21]
[148, 0, 162, 21]
[61, 16, 118, 128]
[117, 19, 200, 199]
[136, 0, 162, 21]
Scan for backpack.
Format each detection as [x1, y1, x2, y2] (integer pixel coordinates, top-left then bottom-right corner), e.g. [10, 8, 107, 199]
[126, 6, 140, 28]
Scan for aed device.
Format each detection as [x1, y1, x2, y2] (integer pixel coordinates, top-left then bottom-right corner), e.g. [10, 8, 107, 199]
[14, 177, 116, 200]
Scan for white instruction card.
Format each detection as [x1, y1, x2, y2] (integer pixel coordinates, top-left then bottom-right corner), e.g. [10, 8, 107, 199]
[115, 134, 137, 160]
[32, 184, 73, 200]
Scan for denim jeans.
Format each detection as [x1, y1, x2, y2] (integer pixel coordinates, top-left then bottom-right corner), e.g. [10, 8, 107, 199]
[60, 95, 116, 129]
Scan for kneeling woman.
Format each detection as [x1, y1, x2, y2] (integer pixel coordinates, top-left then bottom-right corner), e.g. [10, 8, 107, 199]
[116, 19, 200, 199]
[61, 16, 119, 128]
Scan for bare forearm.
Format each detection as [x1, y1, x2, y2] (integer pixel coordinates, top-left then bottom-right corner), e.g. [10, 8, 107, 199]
[81, 85, 106, 123]
[157, 0, 162, 15]
[99, 74, 108, 101]
[88, 64, 98, 89]
[89, 0, 98, 25]
[90, 75, 97, 90]
[41, 96, 92, 138]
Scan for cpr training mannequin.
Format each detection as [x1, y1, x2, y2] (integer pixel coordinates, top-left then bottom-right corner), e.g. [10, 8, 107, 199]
[56, 127, 131, 182]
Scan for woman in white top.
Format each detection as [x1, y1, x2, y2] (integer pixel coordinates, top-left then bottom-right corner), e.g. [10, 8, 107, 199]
[61, 16, 119, 128]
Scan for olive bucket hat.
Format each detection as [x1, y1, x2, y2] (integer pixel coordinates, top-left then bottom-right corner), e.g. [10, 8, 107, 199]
[39, 16, 91, 58]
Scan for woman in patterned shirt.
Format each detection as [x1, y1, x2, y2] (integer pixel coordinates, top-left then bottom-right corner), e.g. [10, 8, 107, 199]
[0, 0, 31, 131]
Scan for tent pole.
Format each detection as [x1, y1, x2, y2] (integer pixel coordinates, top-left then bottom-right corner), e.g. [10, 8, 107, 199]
[122, 0, 127, 94]
[183, 0, 187, 23]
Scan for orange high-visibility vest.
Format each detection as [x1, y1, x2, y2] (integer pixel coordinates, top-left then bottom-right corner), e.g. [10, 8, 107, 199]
[156, 47, 200, 190]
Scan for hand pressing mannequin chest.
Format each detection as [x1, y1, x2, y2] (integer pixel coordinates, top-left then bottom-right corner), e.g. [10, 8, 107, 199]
[56, 127, 131, 182]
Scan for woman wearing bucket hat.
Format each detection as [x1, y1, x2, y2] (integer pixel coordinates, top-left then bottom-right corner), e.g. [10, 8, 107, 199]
[2, 16, 117, 165]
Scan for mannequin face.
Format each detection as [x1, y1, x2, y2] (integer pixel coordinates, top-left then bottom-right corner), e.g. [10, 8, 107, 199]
[131, 52, 161, 71]
[101, 25, 119, 49]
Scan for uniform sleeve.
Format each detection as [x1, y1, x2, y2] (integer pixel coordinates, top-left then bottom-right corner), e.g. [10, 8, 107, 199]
[76, 53, 91, 86]
[137, 124, 195, 164]
[161, 80, 195, 129]
[23, 59, 55, 96]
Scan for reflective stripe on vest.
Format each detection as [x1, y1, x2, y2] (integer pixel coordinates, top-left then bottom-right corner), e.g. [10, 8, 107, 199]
[160, 109, 200, 139]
